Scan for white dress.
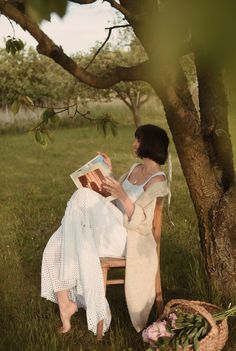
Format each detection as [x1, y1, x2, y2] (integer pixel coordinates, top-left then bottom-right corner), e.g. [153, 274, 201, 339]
[41, 164, 165, 335]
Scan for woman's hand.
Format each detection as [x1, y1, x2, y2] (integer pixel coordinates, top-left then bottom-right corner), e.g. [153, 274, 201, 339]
[102, 177, 135, 219]
[102, 177, 125, 199]
[97, 151, 112, 171]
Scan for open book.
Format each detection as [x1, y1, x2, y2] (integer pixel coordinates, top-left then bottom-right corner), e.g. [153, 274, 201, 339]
[70, 155, 112, 197]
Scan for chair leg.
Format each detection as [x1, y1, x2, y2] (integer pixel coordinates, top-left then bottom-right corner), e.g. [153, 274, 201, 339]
[97, 266, 109, 340]
[156, 268, 164, 317]
[156, 291, 164, 317]
[102, 266, 108, 294]
[97, 320, 104, 341]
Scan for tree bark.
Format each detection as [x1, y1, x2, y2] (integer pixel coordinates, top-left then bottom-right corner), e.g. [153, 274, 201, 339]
[149, 64, 236, 298]
[200, 187, 236, 298]
[195, 55, 235, 191]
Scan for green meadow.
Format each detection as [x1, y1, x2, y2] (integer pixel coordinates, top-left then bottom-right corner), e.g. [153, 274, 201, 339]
[0, 104, 235, 351]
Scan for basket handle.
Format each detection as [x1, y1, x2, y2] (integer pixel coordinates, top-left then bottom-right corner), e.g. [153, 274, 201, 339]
[163, 299, 219, 336]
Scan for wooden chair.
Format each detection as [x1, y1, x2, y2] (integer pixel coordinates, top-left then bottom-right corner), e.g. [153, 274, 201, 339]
[97, 198, 164, 339]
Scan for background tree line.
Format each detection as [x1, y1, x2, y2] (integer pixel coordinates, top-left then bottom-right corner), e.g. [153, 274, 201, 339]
[0, 38, 155, 127]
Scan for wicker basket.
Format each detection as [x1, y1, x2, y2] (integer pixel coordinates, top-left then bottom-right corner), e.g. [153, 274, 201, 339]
[161, 299, 228, 351]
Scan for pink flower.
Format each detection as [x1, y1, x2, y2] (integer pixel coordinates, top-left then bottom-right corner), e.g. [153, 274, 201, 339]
[142, 320, 173, 346]
[168, 313, 178, 328]
[142, 322, 160, 345]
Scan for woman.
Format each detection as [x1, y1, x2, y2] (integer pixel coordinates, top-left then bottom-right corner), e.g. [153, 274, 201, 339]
[41, 124, 170, 335]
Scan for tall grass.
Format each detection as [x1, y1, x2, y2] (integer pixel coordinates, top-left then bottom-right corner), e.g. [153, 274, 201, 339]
[0, 113, 235, 350]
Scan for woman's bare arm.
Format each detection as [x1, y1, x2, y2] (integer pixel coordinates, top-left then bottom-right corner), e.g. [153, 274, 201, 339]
[102, 176, 134, 218]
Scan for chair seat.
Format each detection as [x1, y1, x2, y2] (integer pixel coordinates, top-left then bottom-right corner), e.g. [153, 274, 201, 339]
[99, 257, 126, 287]
[100, 257, 126, 268]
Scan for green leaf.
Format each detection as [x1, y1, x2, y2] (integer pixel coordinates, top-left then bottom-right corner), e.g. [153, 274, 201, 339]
[174, 338, 180, 351]
[41, 109, 56, 124]
[10, 99, 21, 115]
[26, 0, 68, 23]
[35, 130, 43, 144]
[193, 335, 200, 351]
[194, 315, 203, 323]
[5, 37, 25, 55]
[159, 336, 171, 345]
[5, 39, 11, 53]
[188, 327, 199, 343]
[201, 321, 209, 337]
[10, 44, 16, 56]
[50, 113, 59, 124]
[18, 39, 25, 50]
[195, 321, 208, 340]
[185, 314, 195, 323]
[182, 336, 190, 350]
[35, 130, 47, 147]
[53, 0, 68, 17]
[12, 39, 21, 51]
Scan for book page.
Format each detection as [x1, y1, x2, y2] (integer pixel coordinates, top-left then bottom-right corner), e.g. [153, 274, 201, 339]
[78, 168, 111, 197]
[78, 155, 111, 175]
[70, 155, 115, 199]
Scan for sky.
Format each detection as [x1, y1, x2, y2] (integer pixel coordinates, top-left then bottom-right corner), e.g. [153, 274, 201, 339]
[0, 1, 122, 54]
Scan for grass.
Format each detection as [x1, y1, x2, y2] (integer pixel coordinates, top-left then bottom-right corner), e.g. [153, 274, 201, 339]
[0, 105, 235, 350]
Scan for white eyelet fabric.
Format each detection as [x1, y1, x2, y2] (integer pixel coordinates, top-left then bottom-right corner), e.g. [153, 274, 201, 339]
[41, 188, 127, 335]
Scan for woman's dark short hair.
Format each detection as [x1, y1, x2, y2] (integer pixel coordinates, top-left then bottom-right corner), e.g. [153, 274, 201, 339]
[135, 124, 169, 165]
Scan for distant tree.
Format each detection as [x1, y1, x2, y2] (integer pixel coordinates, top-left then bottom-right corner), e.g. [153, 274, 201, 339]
[0, 43, 153, 127]
[80, 39, 154, 127]
[0, 48, 76, 107]
[111, 39, 153, 127]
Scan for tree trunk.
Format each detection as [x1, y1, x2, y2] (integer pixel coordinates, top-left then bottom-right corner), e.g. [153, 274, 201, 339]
[150, 65, 236, 298]
[131, 106, 141, 128]
[195, 55, 235, 191]
[199, 187, 236, 299]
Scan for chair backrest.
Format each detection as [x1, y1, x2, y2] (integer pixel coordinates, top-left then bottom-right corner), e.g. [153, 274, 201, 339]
[152, 197, 164, 316]
[152, 197, 164, 249]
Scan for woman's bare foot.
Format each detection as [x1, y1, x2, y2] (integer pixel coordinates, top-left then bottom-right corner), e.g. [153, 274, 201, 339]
[58, 300, 77, 334]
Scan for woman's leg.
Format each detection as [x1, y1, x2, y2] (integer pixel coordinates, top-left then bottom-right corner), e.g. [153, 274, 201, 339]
[56, 290, 78, 333]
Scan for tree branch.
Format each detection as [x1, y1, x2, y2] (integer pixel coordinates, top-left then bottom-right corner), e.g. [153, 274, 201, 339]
[84, 24, 130, 70]
[69, 0, 97, 4]
[0, 0, 149, 89]
[104, 0, 139, 22]
[138, 94, 150, 107]
[69, 0, 139, 21]
[114, 89, 132, 109]
[126, 87, 135, 107]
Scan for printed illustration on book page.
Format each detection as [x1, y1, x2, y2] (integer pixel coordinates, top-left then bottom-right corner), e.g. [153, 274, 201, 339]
[70, 155, 113, 198]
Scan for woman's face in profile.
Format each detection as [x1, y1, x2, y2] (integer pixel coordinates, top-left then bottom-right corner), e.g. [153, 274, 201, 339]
[132, 138, 140, 156]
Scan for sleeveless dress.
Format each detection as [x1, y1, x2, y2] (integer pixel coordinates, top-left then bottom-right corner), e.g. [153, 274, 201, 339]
[41, 163, 165, 335]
